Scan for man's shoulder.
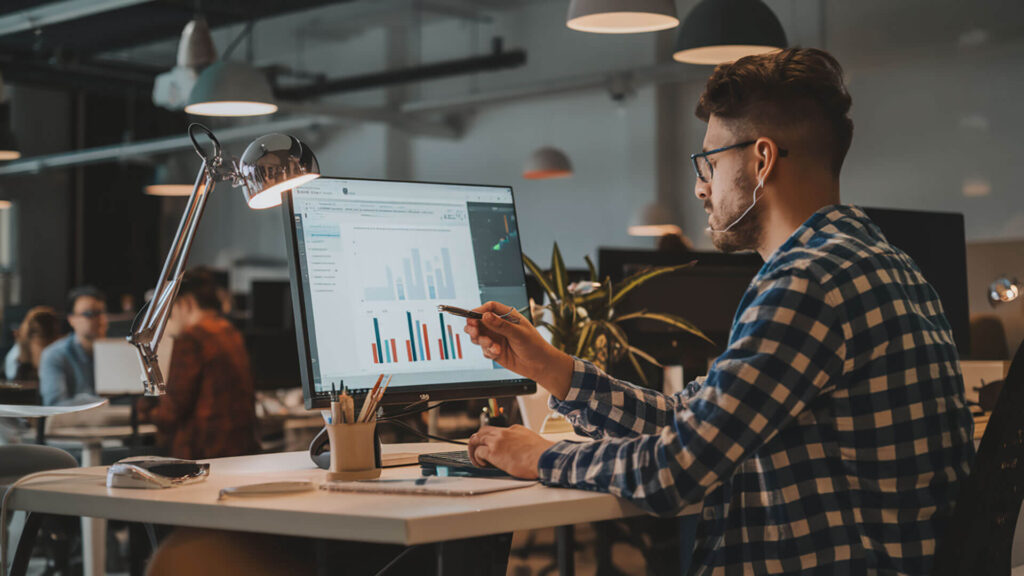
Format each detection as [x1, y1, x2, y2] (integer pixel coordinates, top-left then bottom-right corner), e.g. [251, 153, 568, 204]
[39, 334, 72, 363]
[764, 208, 902, 296]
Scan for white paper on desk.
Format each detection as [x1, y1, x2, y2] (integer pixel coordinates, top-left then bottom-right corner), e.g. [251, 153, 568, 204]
[321, 477, 536, 496]
[0, 399, 108, 418]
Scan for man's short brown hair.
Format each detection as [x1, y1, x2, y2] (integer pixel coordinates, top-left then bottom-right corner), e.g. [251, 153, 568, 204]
[696, 48, 854, 177]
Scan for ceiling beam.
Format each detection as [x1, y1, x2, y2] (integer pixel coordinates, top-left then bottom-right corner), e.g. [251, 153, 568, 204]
[0, 0, 155, 37]
[0, 117, 335, 177]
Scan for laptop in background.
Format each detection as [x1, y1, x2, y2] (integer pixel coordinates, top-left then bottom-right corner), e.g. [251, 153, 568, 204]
[94, 337, 173, 396]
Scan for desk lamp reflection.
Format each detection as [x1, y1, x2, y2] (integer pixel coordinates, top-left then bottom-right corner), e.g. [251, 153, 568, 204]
[129, 123, 320, 395]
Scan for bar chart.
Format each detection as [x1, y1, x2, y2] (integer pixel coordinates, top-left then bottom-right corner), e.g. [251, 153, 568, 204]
[369, 311, 465, 364]
[363, 247, 457, 302]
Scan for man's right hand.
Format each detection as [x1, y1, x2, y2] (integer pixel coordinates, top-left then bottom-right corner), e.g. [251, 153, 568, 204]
[464, 302, 575, 400]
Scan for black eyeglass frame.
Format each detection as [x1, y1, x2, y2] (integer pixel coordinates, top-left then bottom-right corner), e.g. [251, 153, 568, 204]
[690, 140, 789, 183]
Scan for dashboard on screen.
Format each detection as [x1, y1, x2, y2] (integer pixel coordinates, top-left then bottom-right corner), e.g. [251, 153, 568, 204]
[283, 177, 535, 408]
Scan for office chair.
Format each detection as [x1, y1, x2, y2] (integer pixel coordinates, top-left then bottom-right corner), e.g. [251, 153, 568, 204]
[2, 445, 79, 576]
[932, 339, 1024, 575]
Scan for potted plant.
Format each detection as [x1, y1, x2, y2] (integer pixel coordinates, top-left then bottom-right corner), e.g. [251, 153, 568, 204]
[522, 243, 713, 385]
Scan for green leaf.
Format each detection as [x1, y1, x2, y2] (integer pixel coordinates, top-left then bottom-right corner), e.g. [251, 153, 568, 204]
[551, 242, 567, 301]
[627, 345, 662, 368]
[616, 311, 714, 345]
[575, 322, 595, 357]
[608, 261, 697, 309]
[584, 255, 598, 282]
[626, 350, 649, 386]
[522, 253, 559, 302]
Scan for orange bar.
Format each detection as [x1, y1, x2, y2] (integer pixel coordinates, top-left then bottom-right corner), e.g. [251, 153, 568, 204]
[391, 339, 398, 363]
[406, 340, 413, 362]
[456, 334, 463, 359]
[371, 343, 379, 364]
[438, 339, 445, 360]
[423, 325, 431, 360]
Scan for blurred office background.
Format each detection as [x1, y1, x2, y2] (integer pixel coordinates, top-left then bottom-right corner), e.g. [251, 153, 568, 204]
[0, 0, 1022, 573]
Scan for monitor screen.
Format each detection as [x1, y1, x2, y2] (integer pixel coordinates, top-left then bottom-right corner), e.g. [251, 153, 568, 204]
[283, 177, 535, 408]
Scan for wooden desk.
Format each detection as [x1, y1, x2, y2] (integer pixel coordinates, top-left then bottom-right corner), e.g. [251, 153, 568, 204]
[9, 441, 699, 575]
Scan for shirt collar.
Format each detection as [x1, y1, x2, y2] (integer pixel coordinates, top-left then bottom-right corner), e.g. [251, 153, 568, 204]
[760, 204, 871, 270]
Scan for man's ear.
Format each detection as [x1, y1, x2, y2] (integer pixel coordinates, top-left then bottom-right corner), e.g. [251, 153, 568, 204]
[754, 137, 780, 184]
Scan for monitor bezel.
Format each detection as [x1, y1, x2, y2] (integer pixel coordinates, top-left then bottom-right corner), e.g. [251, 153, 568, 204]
[282, 176, 537, 410]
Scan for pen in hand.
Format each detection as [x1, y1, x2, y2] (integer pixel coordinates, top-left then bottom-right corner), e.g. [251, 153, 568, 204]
[438, 305, 520, 325]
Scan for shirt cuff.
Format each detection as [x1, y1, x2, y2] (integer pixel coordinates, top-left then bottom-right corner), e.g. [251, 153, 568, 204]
[537, 439, 584, 485]
[546, 357, 590, 412]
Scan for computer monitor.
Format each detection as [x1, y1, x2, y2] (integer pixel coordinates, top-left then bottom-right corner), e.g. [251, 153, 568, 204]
[283, 177, 536, 409]
[862, 207, 971, 357]
[599, 249, 763, 382]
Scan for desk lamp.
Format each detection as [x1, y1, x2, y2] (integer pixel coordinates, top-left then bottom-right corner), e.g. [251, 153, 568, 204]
[129, 123, 319, 395]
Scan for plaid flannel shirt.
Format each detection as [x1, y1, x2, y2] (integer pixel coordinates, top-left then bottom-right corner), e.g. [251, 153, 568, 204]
[539, 205, 975, 575]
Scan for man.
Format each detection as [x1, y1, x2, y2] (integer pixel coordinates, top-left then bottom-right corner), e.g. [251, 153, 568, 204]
[465, 48, 975, 575]
[39, 286, 108, 405]
[137, 268, 259, 460]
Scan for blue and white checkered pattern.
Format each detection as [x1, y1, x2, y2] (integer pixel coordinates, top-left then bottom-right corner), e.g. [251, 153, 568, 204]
[538, 205, 975, 575]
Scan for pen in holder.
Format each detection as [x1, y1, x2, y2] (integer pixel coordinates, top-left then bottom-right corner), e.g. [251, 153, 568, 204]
[325, 420, 382, 481]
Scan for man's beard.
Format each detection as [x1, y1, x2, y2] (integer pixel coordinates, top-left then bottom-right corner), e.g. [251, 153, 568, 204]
[707, 172, 764, 253]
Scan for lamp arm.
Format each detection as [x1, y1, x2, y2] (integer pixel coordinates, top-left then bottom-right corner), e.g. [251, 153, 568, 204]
[128, 123, 230, 396]
[128, 164, 217, 395]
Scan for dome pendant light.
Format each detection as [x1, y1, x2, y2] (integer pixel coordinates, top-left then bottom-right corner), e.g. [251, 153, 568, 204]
[673, 0, 787, 65]
[185, 61, 278, 117]
[523, 147, 573, 180]
[628, 202, 682, 236]
[567, 0, 679, 34]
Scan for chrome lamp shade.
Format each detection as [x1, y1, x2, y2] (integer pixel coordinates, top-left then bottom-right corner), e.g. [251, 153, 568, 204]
[185, 61, 278, 117]
[237, 133, 320, 209]
[567, 0, 679, 34]
[673, 0, 787, 65]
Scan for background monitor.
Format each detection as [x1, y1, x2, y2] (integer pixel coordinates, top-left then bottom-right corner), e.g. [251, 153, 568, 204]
[862, 207, 971, 357]
[599, 249, 763, 385]
[284, 177, 536, 409]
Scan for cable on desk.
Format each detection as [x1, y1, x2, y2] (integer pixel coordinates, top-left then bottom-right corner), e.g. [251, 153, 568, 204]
[379, 418, 468, 446]
[373, 544, 421, 576]
[377, 399, 444, 422]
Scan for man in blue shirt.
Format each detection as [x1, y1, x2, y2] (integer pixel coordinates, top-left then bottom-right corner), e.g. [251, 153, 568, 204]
[464, 48, 974, 575]
[39, 286, 108, 405]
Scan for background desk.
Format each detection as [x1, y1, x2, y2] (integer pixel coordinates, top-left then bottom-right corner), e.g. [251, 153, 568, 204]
[9, 440, 700, 575]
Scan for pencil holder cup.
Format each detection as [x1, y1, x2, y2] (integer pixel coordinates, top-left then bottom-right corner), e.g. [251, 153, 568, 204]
[325, 421, 382, 481]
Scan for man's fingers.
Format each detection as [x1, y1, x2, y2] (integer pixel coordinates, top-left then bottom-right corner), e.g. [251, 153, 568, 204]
[471, 445, 492, 467]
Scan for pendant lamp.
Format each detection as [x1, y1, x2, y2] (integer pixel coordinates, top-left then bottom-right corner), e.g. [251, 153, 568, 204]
[185, 61, 278, 117]
[567, 0, 679, 34]
[673, 0, 787, 65]
[523, 147, 573, 180]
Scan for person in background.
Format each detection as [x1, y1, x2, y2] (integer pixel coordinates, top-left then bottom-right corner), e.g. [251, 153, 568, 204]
[11, 307, 62, 380]
[137, 267, 259, 460]
[39, 286, 108, 405]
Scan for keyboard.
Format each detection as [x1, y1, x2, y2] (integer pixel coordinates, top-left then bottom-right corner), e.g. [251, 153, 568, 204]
[418, 450, 511, 478]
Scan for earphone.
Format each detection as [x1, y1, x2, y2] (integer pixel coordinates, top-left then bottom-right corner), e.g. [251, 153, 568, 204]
[706, 178, 766, 233]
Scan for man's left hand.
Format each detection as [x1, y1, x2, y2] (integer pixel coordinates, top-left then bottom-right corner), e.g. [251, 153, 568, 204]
[468, 425, 554, 479]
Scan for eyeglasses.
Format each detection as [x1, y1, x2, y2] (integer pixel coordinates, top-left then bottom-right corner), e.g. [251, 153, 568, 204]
[73, 310, 106, 319]
[690, 140, 789, 183]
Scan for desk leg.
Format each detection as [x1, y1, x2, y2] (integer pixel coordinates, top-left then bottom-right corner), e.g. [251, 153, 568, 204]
[10, 512, 43, 576]
[81, 443, 106, 576]
[436, 533, 512, 576]
[556, 525, 575, 576]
